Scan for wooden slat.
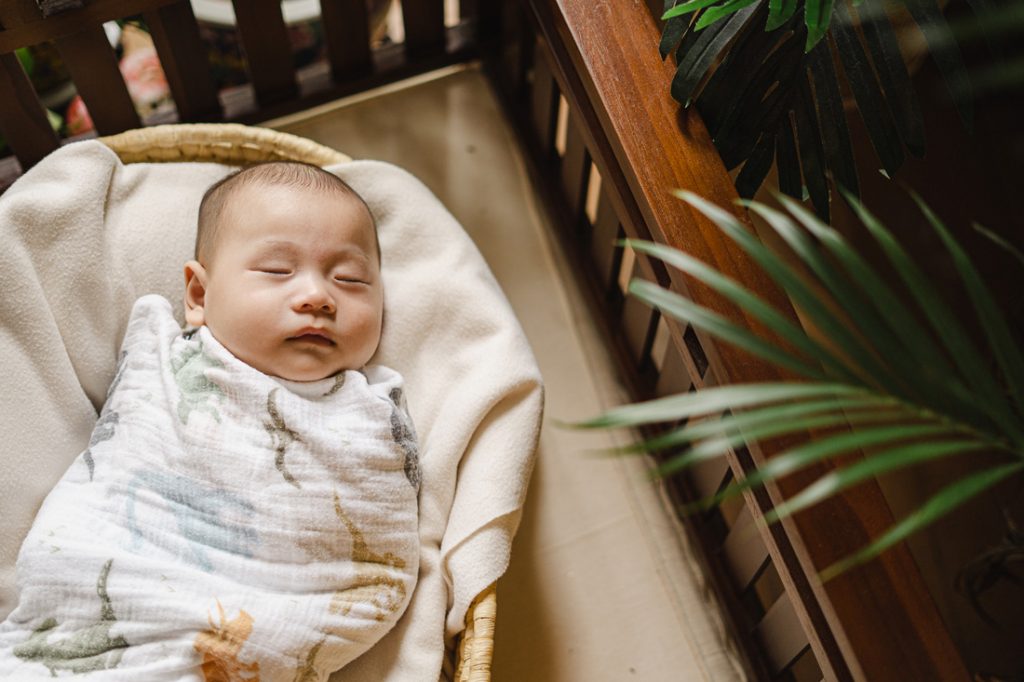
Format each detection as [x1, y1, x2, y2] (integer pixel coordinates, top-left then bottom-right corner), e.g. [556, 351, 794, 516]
[0, 51, 59, 168]
[0, 0, 181, 54]
[522, 1, 970, 679]
[621, 272, 657, 365]
[144, 0, 220, 122]
[589, 189, 620, 289]
[721, 507, 770, 591]
[529, 43, 556, 160]
[320, 0, 373, 81]
[756, 594, 811, 675]
[655, 346, 691, 397]
[560, 114, 589, 232]
[689, 453, 730, 501]
[402, 0, 446, 56]
[231, 0, 297, 107]
[55, 25, 140, 135]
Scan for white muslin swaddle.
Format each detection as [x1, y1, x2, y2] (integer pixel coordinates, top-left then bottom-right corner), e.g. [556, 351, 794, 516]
[0, 294, 421, 681]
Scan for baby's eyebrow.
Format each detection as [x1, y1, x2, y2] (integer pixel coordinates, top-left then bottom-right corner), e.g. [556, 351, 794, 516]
[253, 240, 371, 264]
[252, 240, 300, 257]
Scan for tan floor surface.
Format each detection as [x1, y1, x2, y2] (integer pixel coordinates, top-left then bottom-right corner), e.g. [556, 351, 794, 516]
[268, 63, 744, 682]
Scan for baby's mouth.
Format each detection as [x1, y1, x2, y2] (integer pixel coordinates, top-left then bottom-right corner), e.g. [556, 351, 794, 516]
[289, 332, 336, 346]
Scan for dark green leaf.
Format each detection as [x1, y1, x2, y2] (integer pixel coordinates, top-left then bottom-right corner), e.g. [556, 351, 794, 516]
[630, 279, 825, 378]
[844, 193, 1024, 444]
[661, 15, 689, 59]
[765, 440, 995, 524]
[832, 0, 905, 176]
[972, 222, 1024, 269]
[702, 423, 969, 508]
[626, 239, 862, 383]
[803, 0, 835, 50]
[736, 132, 776, 198]
[708, 21, 801, 141]
[793, 72, 831, 220]
[655, 408, 915, 477]
[785, 196, 993, 434]
[624, 396, 902, 454]
[672, 3, 761, 105]
[696, 0, 761, 30]
[820, 461, 1024, 581]
[575, 382, 866, 429]
[857, 0, 926, 156]
[766, 0, 798, 30]
[903, 0, 974, 130]
[775, 113, 802, 199]
[677, 190, 914, 397]
[715, 36, 805, 169]
[698, 4, 782, 131]
[912, 193, 1024, 422]
[664, 0, 723, 20]
[807, 41, 859, 196]
[747, 199, 932, 400]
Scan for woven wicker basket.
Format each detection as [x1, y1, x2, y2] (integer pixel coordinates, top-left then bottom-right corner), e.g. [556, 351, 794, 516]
[98, 123, 497, 682]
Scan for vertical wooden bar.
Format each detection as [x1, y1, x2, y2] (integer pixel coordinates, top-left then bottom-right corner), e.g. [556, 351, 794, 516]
[757, 594, 811, 675]
[0, 51, 59, 168]
[529, 42, 556, 161]
[320, 0, 373, 81]
[560, 116, 589, 233]
[231, 0, 298, 107]
[55, 26, 140, 135]
[590, 189, 620, 290]
[721, 507, 771, 590]
[144, 1, 221, 122]
[401, 0, 446, 55]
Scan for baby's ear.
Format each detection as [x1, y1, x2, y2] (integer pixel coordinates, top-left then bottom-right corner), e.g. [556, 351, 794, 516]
[183, 260, 208, 327]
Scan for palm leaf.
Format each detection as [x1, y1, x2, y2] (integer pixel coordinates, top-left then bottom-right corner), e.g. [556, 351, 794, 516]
[655, 408, 922, 478]
[575, 382, 866, 429]
[657, 0, 999, 205]
[766, 0, 798, 30]
[803, 0, 835, 49]
[616, 396, 899, 455]
[844, 193, 1024, 444]
[579, 193, 1024, 577]
[764, 440, 996, 524]
[820, 462, 1024, 581]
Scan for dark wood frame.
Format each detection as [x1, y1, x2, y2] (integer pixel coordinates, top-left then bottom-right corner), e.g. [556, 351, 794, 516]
[0, 0, 970, 679]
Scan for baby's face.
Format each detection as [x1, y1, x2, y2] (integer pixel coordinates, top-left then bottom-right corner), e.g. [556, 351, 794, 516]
[185, 184, 383, 381]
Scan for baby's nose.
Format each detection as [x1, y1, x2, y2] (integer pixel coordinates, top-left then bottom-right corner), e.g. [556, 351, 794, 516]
[295, 279, 336, 313]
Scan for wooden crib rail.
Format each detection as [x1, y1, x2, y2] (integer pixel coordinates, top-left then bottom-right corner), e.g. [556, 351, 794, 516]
[0, 0, 474, 177]
[481, 1, 969, 680]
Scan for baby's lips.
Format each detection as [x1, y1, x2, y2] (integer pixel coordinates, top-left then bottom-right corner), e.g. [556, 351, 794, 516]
[289, 329, 336, 346]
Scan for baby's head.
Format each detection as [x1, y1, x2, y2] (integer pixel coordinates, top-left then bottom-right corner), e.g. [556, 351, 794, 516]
[184, 162, 382, 382]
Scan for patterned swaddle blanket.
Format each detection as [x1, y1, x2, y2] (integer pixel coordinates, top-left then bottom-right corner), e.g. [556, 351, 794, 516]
[0, 295, 421, 681]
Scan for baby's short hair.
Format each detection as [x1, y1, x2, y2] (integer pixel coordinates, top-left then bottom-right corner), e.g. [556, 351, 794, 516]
[196, 161, 378, 264]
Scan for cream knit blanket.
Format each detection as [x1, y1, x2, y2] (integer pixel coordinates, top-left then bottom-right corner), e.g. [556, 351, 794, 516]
[0, 141, 543, 680]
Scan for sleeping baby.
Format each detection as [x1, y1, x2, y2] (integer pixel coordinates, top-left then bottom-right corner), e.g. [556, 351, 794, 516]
[0, 162, 421, 680]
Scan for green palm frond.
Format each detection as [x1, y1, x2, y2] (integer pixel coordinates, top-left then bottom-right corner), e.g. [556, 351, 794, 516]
[658, 0, 1001, 218]
[576, 192, 1024, 579]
